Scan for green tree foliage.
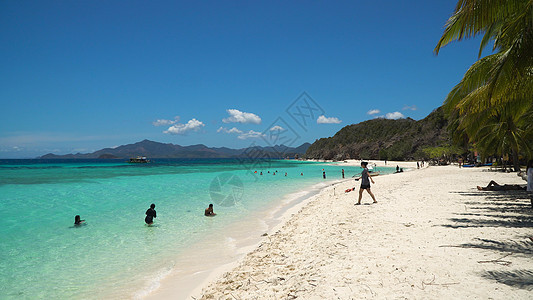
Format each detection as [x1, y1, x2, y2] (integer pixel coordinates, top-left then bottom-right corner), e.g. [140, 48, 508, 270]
[305, 107, 450, 160]
[435, 0, 533, 170]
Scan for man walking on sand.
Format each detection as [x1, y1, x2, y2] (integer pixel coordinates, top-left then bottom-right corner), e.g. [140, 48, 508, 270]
[356, 161, 377, 205]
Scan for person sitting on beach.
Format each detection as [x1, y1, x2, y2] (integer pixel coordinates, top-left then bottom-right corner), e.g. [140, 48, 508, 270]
[477, 180, 525, 191]
[74, 215, 85, 226]
[204, 204, 216, 216]
[355, 161, 377, 205]
[145, 203, 157, 225]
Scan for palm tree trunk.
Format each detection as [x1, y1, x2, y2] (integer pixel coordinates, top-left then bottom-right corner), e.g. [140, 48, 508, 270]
[512, 149, 520, 172]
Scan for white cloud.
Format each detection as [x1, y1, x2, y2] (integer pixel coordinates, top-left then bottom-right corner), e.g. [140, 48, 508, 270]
[222, 109, 262, 124]
[237, 130, 265, 140]
[153, 116, 180, 126]
[402, 105, 417, 111]
[367, 109, 381, 115]
[218, 127, 264, 139]
[164, 118, 205, 135]
[385, 112, 405, 120]
[317, 115, 342, 124]
[270, 125, 285, 131]
[217, 127, 243, 134]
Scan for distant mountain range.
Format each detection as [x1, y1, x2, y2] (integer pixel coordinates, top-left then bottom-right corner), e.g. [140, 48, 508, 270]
[39, 140, 311, 159]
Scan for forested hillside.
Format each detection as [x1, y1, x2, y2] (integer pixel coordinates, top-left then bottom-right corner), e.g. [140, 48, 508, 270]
[305, 107, 450, 160]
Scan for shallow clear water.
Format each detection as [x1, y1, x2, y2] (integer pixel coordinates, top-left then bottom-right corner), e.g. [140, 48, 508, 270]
[0, 159, 393, 299]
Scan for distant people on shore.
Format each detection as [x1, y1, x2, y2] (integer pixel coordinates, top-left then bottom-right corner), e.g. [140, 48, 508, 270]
[74, 215, 85, 226]
[145, 203, 157, 225]
[355, 161, 377, 205]
[205, 204, 216, 216]
[417, 162, 420, 169]
[396, 165, 399, 172]
[477, 180, 525, 191]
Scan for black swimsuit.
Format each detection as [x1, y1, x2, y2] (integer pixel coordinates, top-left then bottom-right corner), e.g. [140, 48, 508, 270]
[145, 208, 156, 224]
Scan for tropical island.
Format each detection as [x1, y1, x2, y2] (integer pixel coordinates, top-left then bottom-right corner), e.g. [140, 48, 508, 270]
[1, 1, 532, 300]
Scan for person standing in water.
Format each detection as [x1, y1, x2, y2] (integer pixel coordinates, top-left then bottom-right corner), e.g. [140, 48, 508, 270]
[342, 169, 345, 179]
[356, 161, 377, 205]
[145, 203, 157, 225]
[204, 204, 216, 216]
[323, 170, 326, 179]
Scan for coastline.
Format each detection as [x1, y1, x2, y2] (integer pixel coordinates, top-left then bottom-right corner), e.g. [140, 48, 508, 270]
[144, 160, 409, 299]
[191, 161, 532, 299]
[144, 178, 344, 299]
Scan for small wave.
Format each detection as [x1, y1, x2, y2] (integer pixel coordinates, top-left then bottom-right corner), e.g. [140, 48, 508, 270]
[133, 263, 175, 299]
[224, 237, 237, 252]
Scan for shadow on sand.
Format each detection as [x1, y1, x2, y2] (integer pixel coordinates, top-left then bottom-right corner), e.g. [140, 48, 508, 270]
[482, 270, 533, 290]
[438, 189, 533, 291]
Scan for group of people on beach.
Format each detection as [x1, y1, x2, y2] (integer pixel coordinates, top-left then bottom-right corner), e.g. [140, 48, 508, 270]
[75, 160, 533, 228]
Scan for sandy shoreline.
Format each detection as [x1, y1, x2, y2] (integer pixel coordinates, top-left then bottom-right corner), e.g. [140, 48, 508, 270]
[189, 161, 532, 299]
[145, 179, 339, 299]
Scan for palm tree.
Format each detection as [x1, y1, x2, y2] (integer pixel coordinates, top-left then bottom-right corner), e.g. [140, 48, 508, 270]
[435, 0, 533, 170]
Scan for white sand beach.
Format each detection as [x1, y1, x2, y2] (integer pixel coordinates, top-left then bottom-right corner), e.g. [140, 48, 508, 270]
[191, 162, 533, 299]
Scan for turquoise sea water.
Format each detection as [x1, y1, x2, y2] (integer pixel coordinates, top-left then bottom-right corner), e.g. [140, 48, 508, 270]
[0, 159, 394, 299]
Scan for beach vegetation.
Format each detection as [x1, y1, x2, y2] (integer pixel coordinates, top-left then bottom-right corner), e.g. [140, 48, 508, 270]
[305, 107, 450, 161]
[435, 0, 533, 171]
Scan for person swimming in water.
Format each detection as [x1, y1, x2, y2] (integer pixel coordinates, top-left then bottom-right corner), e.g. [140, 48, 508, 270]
[204, 204, 216, 216]
[145, 203, 156, 225]
[74, 215, 85, 226]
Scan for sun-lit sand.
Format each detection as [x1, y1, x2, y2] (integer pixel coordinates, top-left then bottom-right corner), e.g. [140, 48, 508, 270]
[192, 162, 533, 299]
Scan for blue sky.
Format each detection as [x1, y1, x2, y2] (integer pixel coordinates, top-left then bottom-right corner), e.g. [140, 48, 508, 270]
[0, 1, 483, 158]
